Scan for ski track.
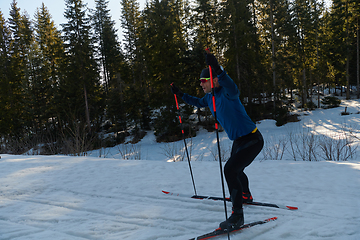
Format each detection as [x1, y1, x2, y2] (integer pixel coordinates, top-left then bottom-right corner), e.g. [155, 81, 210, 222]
[0, 186, 232, 239]
[0, 192, 202, 238]
[0, 182, 293, 240]
[1, 188, 351, 240]
[0, 218, 94, 240]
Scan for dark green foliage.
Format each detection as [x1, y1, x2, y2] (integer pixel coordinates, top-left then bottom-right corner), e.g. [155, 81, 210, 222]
[61, 0, 102, 131]
[321, 96, 341, 108]
[0, 11, 11, 135]
[31, 4, 65, 139]
[1, 0, 360, 153]
[4, 0, 33, 136]
[304, 101, 317, 110]
[93, 0, 128, 133]
[153, 105, 182, 142]
[274, 105, 290, 126]
[93, 0, 123, 92]
[153, 105, 196, 143]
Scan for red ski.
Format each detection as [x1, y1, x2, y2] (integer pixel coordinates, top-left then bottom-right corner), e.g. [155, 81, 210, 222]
[189, 217, 278, 240]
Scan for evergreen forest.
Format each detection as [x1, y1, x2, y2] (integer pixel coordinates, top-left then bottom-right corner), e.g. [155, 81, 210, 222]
[0, 0, 359, 155]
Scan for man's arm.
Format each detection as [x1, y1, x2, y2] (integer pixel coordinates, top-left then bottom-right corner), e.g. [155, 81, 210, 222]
[171, 83, 208, 108]
[217, 71, 240, 99]
[182, 93, 208, 109]
[205, 52, 239, 99]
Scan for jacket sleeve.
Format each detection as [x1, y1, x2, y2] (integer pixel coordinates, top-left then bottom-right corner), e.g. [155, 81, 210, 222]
[217, 71, 240, 99]
[182, 93, 209, 109]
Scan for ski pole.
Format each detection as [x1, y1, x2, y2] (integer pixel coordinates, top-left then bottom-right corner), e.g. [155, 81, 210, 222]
[206, 48, 230, 240]
[170, 83, 197, 195]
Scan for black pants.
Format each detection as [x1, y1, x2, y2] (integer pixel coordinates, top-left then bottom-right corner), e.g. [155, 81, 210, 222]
[224, 130, 264, 209]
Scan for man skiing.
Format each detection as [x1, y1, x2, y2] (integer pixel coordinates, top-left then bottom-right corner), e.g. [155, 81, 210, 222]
[171, 52, 264, 230]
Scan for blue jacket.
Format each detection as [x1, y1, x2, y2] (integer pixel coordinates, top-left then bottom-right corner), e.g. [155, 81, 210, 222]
[182, 71, 256, 140]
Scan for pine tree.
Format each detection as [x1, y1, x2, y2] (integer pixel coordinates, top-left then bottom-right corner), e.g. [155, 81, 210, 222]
[0, 11, 11, 135]
[61, 0, 101, 133]
[93, 0, 123, 92]
[310, 0, 327, 107]
[92, 0, 131, 133]
[121, 0, 152, 132]
[326, 0, 350, 96]
[344, 0, 360, 99]
[218, 0, 264, 115]
[141, 0, 188, 141]
[7, 0, 33, 136]
[121, 0, 140, 70]
[355, 0, 360, 98]
[192, 0, 217, 48]
[32, 3, 65, 139]
[258, 0, 299, 101]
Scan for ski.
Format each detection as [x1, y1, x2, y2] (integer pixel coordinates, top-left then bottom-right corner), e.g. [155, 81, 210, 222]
[162, 190, 298, 210]
[189, 217, 278, 240]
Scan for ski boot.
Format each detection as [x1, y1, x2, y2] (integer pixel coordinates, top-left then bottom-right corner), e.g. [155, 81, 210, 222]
[219, 208, 244, 230]
[242, 192, 253, 203]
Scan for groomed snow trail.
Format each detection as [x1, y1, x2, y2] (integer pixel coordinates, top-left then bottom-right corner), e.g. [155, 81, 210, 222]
[0, 155, 359, 240]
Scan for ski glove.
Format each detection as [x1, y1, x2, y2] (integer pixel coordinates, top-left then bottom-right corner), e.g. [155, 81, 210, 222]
[205, 52, 223, 76]
[171, 83, 184, 98]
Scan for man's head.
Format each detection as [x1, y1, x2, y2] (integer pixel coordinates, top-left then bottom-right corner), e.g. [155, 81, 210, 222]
[199, 67, 219, 93]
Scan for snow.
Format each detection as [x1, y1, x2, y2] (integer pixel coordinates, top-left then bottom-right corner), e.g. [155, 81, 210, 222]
[1, 99, 360, 240]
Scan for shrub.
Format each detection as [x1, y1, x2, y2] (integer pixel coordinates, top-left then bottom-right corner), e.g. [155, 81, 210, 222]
[321, 96, 341, 108]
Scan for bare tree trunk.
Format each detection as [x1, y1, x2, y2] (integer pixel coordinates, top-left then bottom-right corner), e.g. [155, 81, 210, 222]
[303, 69, 307, 108]
[346, 0, 350, 99]
[84, 84, 91, 133]
[315, 0, 320, 107]
[234, 25, 241, 92]
[270, 0, 276, 113]
[357, 16, 359, 99]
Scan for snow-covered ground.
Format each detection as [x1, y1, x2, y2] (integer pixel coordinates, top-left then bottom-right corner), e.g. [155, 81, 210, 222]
[1, 99, 360, 240]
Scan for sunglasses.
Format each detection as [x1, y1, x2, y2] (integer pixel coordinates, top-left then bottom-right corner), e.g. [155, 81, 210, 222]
[199, 78, 210, 83]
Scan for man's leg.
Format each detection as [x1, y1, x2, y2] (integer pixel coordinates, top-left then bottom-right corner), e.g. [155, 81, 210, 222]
[220, 132, 264, 229]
